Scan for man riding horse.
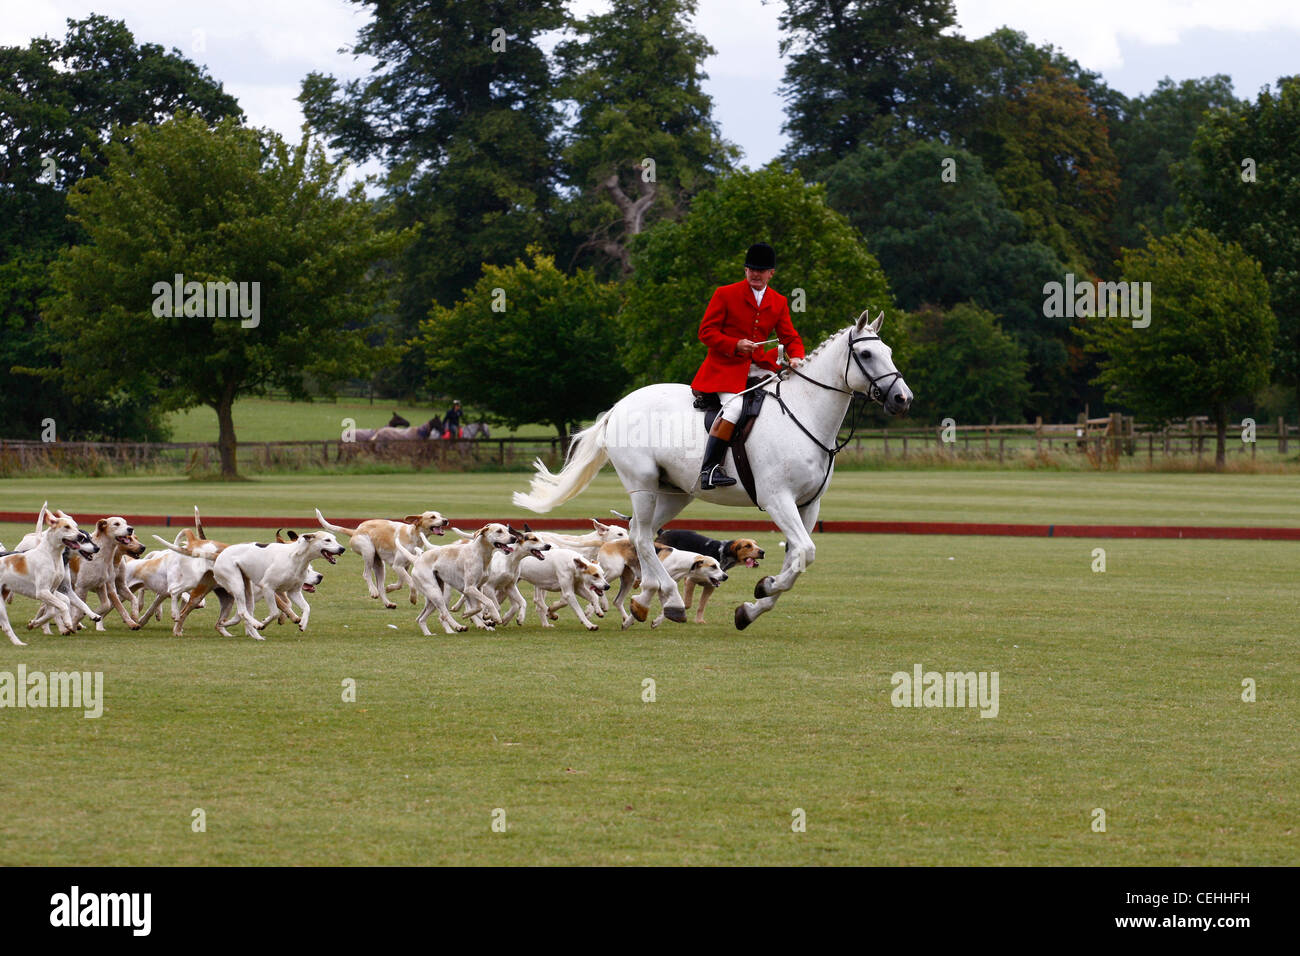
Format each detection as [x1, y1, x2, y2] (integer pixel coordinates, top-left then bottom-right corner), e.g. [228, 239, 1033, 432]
[692, 243, 806, 490]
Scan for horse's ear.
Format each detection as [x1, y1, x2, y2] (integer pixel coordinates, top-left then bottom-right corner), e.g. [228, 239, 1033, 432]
[854, 309, 871, 332]
[869, 310, 884, 334]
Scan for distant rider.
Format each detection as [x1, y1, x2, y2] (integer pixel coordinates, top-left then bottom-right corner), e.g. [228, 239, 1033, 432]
[443, 400, 464, 439]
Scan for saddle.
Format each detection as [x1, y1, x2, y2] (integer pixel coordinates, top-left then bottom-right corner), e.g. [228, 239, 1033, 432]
[692, 377, 770, 508]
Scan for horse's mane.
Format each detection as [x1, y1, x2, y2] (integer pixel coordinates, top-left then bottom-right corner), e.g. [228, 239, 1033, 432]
[801, 325, 853, 364]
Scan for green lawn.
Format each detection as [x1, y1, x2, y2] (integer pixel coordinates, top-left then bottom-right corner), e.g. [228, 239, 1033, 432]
[1, 470, 1296, 527]
[0, 470, 1296, 865]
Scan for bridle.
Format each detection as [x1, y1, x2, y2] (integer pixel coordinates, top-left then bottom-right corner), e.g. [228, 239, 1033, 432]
[769, 329, 903, 506]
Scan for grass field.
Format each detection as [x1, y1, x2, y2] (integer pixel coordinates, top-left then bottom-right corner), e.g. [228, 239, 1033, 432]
[1, 470, 1296, 865]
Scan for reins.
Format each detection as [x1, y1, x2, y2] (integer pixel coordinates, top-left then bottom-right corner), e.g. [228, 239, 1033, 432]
[770, 331, 899, 506]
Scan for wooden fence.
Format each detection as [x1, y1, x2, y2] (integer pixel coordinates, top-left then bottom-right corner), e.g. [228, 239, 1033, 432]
[0, 417, 1294, 474]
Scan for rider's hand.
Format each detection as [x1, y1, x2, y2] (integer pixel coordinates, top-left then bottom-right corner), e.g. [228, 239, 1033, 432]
[735, 339, 758, 356]
[788, 356, 804, 369]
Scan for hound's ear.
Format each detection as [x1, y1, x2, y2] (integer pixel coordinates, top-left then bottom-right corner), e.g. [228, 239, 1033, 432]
[692, 558, 705, 570]
[869, 310, 884, 334]
[97, 519, 108, 533]
[286, 530, 299, 541]
[403, 515, 421, 524]
[522, 522, 532, 533]
[573, 557, 587, 570]
[592, 519, 608, 531]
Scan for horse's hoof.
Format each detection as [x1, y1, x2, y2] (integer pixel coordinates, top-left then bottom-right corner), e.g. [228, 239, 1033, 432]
[735, 605, 753, 631]
[630, 599, 649, 623]
[754, 576, 774, 600]
[663, 605, 687, 624]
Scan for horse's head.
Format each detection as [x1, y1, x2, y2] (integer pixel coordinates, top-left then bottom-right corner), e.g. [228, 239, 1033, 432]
[843, 310, 912, 415]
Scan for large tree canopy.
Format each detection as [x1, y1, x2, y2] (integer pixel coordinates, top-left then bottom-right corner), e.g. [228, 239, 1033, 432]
[1084, 228, 1275, 468]
[42, 115, 410, 476]
[0, 15, 241, 440]
[300, 0, 567, 397]
[1181, 76, 1300, 414]
[821, 141, 1071, 417]
[417, 250, 626, 441]
[899, 303, 1030, 425]
[619, 164, 894, 389]
[555, 0, 737, 277]
[1108, 75, 1239, 254]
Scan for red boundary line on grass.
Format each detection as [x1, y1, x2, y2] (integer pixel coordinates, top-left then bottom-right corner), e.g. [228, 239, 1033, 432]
[2, 511, 1298, 541]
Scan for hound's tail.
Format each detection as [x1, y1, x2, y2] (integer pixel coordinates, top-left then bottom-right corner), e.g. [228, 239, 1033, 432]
[315, 508, 358, 537]
[512, 411, 612, 514]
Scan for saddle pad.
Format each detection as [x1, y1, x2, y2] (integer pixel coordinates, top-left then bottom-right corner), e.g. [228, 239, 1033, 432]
[698, 380, 768, 508]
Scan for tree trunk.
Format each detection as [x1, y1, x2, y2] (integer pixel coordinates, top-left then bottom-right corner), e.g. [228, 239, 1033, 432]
[214, 391, 239, 479]
[556, 421, 571, 459]
[1214, 404, 1227, 470]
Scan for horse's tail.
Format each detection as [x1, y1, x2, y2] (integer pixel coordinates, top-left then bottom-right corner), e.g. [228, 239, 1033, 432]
[513, 410, 612, 513]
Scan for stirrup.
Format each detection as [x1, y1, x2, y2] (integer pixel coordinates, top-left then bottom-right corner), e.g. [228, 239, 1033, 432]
[700, 465, 737, 490]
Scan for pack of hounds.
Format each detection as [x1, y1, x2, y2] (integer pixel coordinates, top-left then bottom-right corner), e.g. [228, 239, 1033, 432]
[0, 503, 766, 644]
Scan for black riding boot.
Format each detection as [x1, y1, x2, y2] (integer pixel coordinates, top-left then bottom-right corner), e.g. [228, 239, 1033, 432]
[699, 434, 737, 490]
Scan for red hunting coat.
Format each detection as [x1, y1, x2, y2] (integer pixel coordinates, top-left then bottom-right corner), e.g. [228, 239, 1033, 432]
[691, 280, 806, 393]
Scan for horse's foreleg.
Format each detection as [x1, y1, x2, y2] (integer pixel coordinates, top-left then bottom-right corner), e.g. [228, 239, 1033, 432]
[735, 496, 818, 630]
[627, 491, 685, 624]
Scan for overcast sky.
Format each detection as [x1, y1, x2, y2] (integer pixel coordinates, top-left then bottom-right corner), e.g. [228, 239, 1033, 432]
[5, 0, 1300, 170]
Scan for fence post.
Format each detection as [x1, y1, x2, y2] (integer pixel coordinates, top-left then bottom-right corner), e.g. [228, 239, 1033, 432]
[1280, 417, 1287, 456]
[998, 437, 1004, 463]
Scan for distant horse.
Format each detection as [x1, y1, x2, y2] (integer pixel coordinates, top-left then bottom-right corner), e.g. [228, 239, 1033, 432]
[370, 417, 441, 442]
[388, 412, 411, 428]
[514, 311, 912, 629]
[462, 420, 490, 440]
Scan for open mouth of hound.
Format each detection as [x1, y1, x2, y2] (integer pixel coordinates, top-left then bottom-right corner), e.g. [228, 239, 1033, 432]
[495, 542, 513, 554]
[116, 534, 134, 545]
[744, 557, 759, 568]
[303, 583, 317, 593]
[63, 536, 81, 549]
[323, 551, 339, 564]
[529, 547, 546, 559]
[431, 526, 446, 535]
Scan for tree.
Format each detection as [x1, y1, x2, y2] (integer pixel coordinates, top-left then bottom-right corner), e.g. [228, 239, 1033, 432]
[821, 141, 1070, 417]
[1083, 229, 1275, 468]
[0, 15, 241, 439]
[1109, 76, 1239, 253]
[1181, 77, 1300, 414]
[974, 67, 1119, 275]
[899, 303, 1030, 425]
[299, 0, 567, 397]
[42, 115, 411, 477]
[777, 0, 979, 173]
[417, 250, 626, 442]
[619, 164, 893, 388]
[555, 0, 738, 277]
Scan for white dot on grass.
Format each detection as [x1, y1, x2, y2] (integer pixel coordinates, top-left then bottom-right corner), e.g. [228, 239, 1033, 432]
[387, 624, 398, 630]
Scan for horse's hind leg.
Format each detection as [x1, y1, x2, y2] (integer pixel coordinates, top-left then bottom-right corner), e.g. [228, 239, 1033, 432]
[627, 491, 687, 624]
[735, 495, 818, 631]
